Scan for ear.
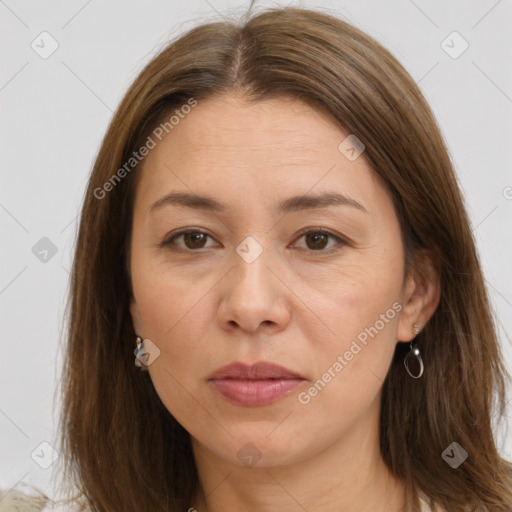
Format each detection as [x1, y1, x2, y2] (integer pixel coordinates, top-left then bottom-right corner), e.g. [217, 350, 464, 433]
[397, 248, 441, 342]
[129, 295, 144, 337]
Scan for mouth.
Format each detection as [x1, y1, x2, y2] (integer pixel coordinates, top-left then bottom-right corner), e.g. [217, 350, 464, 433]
[208, 361, 306, 406]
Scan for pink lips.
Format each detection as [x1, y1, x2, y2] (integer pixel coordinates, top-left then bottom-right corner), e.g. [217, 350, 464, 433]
[208, 361, 305, 406]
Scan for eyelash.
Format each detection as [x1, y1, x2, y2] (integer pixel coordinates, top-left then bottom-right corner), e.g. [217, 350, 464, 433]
[158, 228, 348, 255]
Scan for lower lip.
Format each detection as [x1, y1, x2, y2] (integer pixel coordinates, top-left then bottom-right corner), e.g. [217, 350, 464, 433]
[209, 378, 304, 406]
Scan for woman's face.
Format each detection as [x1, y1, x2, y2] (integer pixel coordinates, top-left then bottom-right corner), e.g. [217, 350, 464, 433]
[129, 93, 415, 468]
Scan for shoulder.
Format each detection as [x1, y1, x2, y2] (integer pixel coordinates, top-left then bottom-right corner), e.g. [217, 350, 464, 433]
[0, 488, 85, 512]
[0, 488, 48, 511]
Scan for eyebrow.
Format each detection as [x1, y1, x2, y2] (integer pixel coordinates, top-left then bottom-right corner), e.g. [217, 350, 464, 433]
[149, 191, 368, 215]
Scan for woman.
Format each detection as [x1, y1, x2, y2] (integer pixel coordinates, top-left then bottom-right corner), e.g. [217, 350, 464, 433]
[5, 4, 510, 512]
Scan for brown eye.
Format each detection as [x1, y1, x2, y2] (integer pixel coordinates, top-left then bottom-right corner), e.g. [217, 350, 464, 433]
[161, 230, 214, 250]
[304, 232, 329, 250]
[182, 231, 208, 249]
[294, 230, 346, 254]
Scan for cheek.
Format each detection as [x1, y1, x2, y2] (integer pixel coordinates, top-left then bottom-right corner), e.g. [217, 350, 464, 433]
[134, 272, 214, 434]
[304, 248, 403, 333]
[132, 250, 211, 339]
[305, 290, 401, 398]
[130, 256, 215, 409]
[300, 251, 403, 400]
[137, 285, 212, 368]
[294, 286, 401, 443]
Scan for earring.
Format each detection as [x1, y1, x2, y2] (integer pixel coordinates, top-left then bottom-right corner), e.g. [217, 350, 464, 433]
[134, 336, 144, 368]
[404, 323, 424, 378]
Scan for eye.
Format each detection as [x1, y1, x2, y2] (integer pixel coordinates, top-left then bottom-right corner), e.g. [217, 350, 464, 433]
[160, 229, 216, 251]
[293, 229, 346, 254]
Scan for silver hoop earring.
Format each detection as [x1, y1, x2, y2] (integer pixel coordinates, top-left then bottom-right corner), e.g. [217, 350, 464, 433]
[404, 323, 424, 378]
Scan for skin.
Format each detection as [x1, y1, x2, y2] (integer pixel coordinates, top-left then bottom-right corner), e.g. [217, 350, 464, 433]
[129, 92, 440, 512]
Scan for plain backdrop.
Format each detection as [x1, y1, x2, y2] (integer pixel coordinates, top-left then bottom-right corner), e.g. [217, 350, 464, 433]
[1, 0, 511, 500]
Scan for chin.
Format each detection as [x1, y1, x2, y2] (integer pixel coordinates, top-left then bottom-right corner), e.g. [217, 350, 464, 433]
[193, 425, 322, 469]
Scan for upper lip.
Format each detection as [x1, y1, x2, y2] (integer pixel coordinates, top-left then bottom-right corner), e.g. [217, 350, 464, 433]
[208, 361, 304, 380]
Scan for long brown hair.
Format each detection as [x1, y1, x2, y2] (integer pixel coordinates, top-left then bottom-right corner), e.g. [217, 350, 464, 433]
[55, 5, 512, 511]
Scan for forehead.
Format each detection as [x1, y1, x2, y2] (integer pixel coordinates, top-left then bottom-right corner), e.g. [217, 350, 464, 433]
[157, 94, 347, 158]
[134, 93, 386, 213]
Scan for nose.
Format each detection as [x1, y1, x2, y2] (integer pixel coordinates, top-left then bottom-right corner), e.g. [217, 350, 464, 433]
[217, 249, 291, 334]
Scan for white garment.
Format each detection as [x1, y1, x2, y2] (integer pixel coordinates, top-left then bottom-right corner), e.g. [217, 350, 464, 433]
[418, 494, 489, 512]
[419, 495, 443, 512]
[40, 502, 71, 511]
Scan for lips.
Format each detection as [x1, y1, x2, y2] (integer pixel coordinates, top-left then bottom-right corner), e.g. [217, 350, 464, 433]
[208, 361, 305, 406]
[208, 361, 304, 380]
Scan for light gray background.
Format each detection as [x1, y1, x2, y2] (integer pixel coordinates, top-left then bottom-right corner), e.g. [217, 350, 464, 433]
[1, 0, 511, 500]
